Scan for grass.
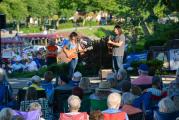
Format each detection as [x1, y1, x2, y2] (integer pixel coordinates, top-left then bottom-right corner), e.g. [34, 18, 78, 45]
[21, 26, 41, 33]
[77, 26, 114, 37]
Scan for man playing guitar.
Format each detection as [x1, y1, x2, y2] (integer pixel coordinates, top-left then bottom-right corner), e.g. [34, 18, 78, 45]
[108, 25, 125, 73]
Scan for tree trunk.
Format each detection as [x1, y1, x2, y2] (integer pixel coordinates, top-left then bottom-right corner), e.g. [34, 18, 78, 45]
[16, 23, 20, 33]
[141, 21, 150, 36]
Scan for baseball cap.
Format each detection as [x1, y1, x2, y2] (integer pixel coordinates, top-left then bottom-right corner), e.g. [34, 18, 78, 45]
[138, 64, 149, 71]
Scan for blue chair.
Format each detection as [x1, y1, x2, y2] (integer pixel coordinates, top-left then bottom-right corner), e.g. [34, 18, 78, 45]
[154, 110, 179, 120]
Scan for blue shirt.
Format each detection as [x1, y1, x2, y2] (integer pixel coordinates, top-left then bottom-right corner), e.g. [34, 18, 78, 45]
[41, 80, 54, 98]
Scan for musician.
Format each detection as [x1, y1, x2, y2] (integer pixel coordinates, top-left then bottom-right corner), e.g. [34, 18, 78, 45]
[63, 32, 83, 79]
[108, 25, 125, 73]
[46, 40, 58, 66]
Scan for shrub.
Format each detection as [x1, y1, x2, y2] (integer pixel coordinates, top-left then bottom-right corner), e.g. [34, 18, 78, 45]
[130, 59, 163, 76]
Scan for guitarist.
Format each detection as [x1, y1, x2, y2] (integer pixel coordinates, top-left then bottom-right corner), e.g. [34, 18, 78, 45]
[108, 25, 125, 73]
[63, 32, 84, 79]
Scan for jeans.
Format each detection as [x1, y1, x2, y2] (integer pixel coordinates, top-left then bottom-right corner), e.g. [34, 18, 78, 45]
[112, 56, 123, 73]
[68, 58, 78, 79]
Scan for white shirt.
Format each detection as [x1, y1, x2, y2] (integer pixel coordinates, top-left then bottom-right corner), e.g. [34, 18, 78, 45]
[25, 61, 38, 71]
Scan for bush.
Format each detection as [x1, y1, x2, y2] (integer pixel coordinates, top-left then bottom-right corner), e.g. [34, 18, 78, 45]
[130, 59, 163, 76]
[144, 22, 179, 49]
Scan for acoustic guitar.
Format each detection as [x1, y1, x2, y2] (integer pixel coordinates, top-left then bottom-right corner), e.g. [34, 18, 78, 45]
[107, 36, 116, 54]
[58, 46, 93, 63]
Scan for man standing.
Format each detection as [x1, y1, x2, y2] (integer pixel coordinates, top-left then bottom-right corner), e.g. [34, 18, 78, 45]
[108, 25, 125, 73]
[46, 40, 58, 66]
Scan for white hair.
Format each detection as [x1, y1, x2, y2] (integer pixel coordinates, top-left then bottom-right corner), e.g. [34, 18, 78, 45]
[68, 95, 81, 111]
[0, 108, 13, 120]
[122, 92, 135, 105]
[107, 92, 121, 109]
[158, 97, 177, 113]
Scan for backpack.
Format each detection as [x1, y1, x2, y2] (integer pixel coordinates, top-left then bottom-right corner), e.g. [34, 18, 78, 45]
[60, 112, 88, 120]
[103, 112, 126, 120]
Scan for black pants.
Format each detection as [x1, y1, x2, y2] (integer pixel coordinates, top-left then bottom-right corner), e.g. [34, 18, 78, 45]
[46, 57, 57, 66]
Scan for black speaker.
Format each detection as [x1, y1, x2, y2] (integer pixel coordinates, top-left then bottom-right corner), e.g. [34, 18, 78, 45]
[0, 14, 6, 29]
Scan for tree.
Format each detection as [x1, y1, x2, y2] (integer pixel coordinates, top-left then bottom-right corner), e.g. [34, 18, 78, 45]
[0, 0, 28, 31]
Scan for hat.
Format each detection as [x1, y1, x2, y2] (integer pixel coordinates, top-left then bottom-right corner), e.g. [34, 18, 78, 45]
[72, 71, 82, 82]
[31, 75, 41, 83]
[138, 64, 149, 71]
[96, 81, 111, 91]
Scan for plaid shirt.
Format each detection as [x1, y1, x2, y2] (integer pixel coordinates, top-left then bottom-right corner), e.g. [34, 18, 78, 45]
[20, 98, 52, 120]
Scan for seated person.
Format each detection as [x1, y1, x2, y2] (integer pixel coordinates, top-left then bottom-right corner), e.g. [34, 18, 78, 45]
[24, 57, 38, 72]
[89, 110, 104, 120]
[28, 102, 45, 120]
[145, 76, 163, 97]
[89, 81, 111, 111]
[69, 71, 82, 87]
[48, 75, 72, 104]
[116, 69, 130, 89]
[168, 68, 179, 97]
[0, 68, 14, 109]
[20, 87, 49, 120]
[0, 108, 13, 120]
[11, 59, 24, 72]
[33, 53, 45, 68]
[131, 64, 152, 88]
[23, 75, 44, 91]
[154, 97, 179, 120]
[59, 95, 89, 120]
[102, 92, 129, 120]
[79, 77, 91, 93]
[121, 92, 142, 115]
[41, 71, 54, 98]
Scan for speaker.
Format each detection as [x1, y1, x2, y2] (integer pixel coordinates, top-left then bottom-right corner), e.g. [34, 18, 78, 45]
[0, 14, 6, 29]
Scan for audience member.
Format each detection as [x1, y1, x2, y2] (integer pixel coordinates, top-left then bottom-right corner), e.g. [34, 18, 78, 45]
[158, 97, 177, 113]
[72, 87, 84, 99]
[154, 97, 179, 120]
[120, 81, 131, 93]
[0, 68, 14, 109]
[131, 85, 142, 97]
[69, 71, 82, 87]
[59, 95, 89, 120]
[0, 108, 13, 120]
[121, 92, 142, 115]
[24, 57, 38, 72]
[33, 53, 45, 68]
[131, 64, 152, 86]
[41, 71, 54, 98]
[23, 75, 44, 90]
[25, 87, 38, 100]
[102, 92, 129, 120]
[145, 76, 163, 97]
[89, 110, 104, 120]
[28, 102, 45, 120]
[106, 73, 118, 88]
[79, 77, 91, 93]
[20, 87, 50, 120]
[11, 59, 24, 72]
[116, 69, 130, 89]
[168, 68, 179, 97]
